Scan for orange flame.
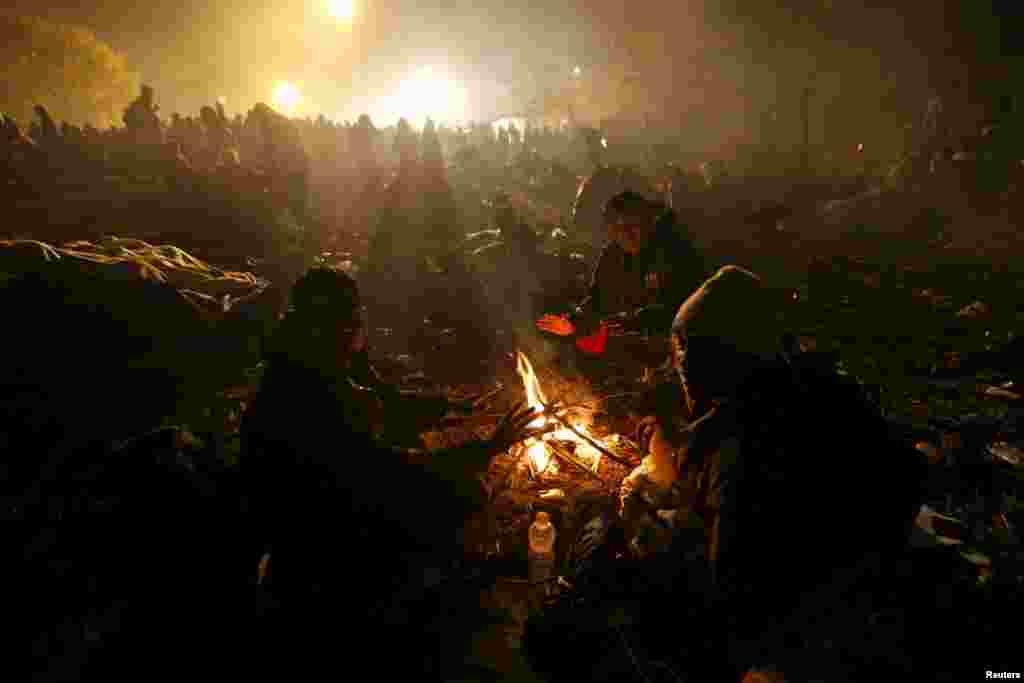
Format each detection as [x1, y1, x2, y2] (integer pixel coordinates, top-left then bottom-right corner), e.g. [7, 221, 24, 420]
[515, 351, 602, 475]
[516, 351, 551, 472]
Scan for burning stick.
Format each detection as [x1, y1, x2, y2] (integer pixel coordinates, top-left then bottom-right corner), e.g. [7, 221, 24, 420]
[546, 440, 603, 481]
[510, 443, 538, 479]
[542, 400, 636, 468]
[525, 448, 538, 480]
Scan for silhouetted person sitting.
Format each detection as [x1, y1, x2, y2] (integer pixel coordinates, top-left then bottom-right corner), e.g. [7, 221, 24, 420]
[239, 265, 544, 676]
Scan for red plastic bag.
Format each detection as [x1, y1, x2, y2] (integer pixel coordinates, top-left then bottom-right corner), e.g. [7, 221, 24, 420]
[575, 323, 609, 355]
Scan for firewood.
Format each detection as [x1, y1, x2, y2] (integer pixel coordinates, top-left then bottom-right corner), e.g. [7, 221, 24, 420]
[542, 400, 635, 468]
[546, 441, 602, 481]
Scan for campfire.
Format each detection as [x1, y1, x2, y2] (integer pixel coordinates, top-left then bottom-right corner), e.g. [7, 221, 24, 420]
[513, 351, 605, 476]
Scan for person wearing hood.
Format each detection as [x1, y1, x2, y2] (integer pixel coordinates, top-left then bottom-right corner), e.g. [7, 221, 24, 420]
[525, 266, 927, 682]
[659, 265, 924, 597]
[536, 190, 706, 360]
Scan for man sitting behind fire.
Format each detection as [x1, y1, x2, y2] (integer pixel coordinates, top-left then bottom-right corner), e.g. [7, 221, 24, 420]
[525, 266, 927, 682]
[536, 190, 706, 355]
[241, 265, 546, 676]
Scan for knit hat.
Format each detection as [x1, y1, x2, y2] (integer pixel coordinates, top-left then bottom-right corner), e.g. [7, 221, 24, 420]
[671, 265, 780, 360]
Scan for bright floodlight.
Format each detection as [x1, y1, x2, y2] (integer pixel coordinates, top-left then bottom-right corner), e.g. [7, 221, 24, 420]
[272, 81, 302, 115]
[328, 0, 355, 22]
[389, 67, 468, 127]
[573, 65, 582, 76]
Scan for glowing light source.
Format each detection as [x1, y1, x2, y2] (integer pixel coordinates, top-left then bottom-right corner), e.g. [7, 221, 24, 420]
[515, 351, 602, 475]
[517, 351, 552, 472]
[272, 81, 303, 116]
[573, 65, 582, 76]
[386, 66, 468, 127]
[327, 0, 355, 22]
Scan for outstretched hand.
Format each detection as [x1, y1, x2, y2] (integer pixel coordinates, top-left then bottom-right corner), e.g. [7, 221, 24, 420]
[536, 314, 575, 337]
[487, 401, 551, 453]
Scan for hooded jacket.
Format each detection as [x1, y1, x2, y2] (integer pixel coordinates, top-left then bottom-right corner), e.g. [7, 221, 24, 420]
[658, 267, 925, 628]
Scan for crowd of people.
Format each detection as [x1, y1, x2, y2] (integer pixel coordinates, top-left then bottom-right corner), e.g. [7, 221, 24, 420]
[8, 83, 1020, 681]
[1, 84, 601, 228]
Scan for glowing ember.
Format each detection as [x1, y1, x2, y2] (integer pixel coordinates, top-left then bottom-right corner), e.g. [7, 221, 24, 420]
[515, 351, 602, 475]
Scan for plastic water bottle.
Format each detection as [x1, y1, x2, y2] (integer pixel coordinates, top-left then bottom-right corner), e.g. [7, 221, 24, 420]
[256, 552, 271, 585]
[529, 511, 557, 595]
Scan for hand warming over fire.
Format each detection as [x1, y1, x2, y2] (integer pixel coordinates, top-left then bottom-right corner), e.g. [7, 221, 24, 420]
[635, 415, 679, 486]
[536, 314, 575, 336]
[487, 401, 552, 453]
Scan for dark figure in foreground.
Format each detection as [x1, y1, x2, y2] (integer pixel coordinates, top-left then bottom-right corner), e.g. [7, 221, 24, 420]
[525, 266, 927, 682]
[13, 266, 538, 681]
[240, 266, 545, 677]
[537, 190, 706, 362]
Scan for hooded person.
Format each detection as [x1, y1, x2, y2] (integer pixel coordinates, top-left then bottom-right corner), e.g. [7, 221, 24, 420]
[525, 266, 927, 682]
[657, 266, 924, 581]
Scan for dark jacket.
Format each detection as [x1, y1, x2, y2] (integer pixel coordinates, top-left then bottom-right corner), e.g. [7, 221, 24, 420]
[240, 351, 492, 595]
[524, 355, 928, 683]
[677, 356, 926, 624]
[237, 348, 506, 677]
[569, 208, 706, 338]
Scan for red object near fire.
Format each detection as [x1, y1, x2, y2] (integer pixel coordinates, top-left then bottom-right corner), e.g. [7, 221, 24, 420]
[575, 323, 609, 355]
